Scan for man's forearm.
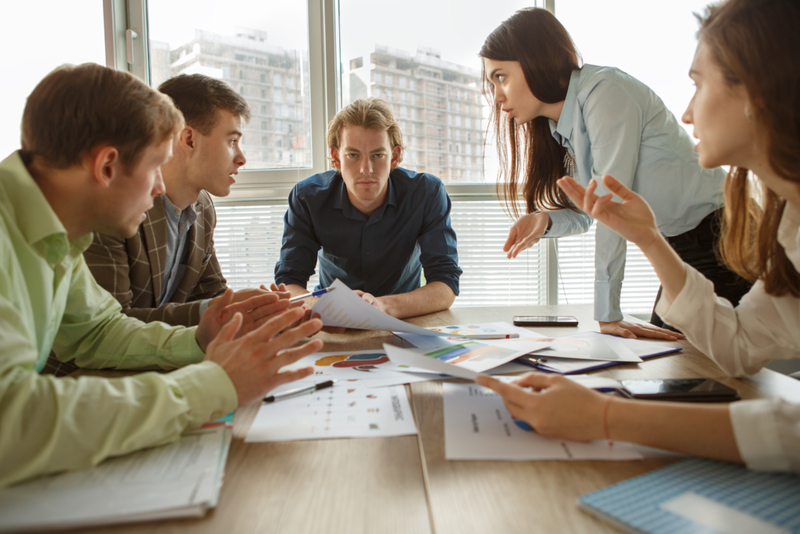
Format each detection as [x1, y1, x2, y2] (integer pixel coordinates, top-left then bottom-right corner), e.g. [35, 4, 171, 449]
[376, 281, 456, 319]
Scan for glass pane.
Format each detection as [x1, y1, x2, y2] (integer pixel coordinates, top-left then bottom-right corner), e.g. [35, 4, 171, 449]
[557, 0, 710, 139]
[339, 0, 543, 185]
[0, 1, 105, 157]
[147, 1, 312, 170]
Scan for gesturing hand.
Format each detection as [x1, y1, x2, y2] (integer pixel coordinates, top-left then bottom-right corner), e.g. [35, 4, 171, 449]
[475, 373, 608, 442]
[195, 289, 292, 352]
[557, 175, 661, 249]
[504, 212, 550, 259]
[204, 307, 323, 406]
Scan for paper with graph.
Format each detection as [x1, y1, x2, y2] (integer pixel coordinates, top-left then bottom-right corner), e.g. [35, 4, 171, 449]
[310, 279, 453, 336]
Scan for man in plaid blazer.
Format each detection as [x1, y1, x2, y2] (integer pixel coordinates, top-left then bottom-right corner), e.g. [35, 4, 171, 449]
[84, 74, 275, 327]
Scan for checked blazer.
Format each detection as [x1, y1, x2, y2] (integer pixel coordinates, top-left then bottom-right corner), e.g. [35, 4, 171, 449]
[84, 191, 228, 327]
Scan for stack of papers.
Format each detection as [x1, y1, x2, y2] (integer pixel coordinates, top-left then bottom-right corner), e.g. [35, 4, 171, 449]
[0, 425, 232, 532]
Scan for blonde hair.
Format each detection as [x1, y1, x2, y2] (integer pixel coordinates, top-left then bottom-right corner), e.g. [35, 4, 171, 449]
[326, 98, 404, 166]
[20, 63, 184, 170]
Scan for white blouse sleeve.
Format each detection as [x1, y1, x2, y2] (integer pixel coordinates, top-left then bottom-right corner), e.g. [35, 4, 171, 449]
[655, 266, 800, 376]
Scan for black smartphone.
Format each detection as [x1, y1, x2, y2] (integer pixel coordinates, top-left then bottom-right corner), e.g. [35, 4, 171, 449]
[513, 315, 579, 327]
[619, 378, 740, 402]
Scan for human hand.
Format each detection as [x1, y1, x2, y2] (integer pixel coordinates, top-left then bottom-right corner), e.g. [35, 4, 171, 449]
[196, 289, 291, 352]
[204, 308, 323, 406]
[557, 175, 662, 250]
[503, 212, 551, 259]
[229, 286, 291, 305]
[599, 320, 684, 341]
[475, 373, 608, 442]
[353, 289, 394, 315]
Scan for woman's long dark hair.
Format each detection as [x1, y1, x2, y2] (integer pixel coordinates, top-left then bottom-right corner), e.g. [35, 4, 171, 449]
[700, 0, 800, 297]
[480, 8, 581, 218]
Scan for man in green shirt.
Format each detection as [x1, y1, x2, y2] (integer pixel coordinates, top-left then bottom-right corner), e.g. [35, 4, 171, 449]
[0, 63, 322, 488]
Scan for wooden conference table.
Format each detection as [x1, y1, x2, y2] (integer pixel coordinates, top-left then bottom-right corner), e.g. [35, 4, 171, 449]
[81, 305, 800, 534]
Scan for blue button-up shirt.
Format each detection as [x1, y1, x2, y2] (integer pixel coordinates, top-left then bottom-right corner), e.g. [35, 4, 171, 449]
[275, 167, 462, 297]
[544, 65, 726, 322]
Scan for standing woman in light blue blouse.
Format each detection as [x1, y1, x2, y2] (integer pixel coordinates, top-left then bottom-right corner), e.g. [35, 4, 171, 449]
[481, 7, 752, 339]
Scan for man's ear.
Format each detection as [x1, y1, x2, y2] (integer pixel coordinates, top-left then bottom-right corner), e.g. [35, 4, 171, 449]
[89, 146, 120, 187]
[330, 146, 341, 169]
[179, 126, 197, 154]
[390, 145, 402, 169]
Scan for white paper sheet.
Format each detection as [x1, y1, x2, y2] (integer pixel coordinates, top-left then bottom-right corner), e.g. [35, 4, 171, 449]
[0, 426, 231, 532]
[442, 383, 642, 461]
[395, 321, 545, 350]
[245, 383, 417, 442]
[384, 337, 552, 376]
[310, 279, 453, 335]
[526, 331, 643, 362]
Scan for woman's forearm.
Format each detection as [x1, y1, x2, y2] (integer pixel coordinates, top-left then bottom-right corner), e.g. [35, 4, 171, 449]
[609, 397, 742, 463]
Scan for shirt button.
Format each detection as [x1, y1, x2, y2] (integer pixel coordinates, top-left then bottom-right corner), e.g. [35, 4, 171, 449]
[365, 251, 370, 256]
[175, 208, 180, 215]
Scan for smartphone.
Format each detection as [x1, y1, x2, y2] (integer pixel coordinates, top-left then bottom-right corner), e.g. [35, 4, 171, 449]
[513, 315, 578, 327]
[619, 378, 740, 402]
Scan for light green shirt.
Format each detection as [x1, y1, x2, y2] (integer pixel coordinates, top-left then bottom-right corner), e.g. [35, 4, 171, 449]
[0, 152, 238, 487]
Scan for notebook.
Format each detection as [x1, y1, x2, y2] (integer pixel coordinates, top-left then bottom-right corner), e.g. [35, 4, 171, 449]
[578, 458, 800, 534]
[518, 332, 681, 374]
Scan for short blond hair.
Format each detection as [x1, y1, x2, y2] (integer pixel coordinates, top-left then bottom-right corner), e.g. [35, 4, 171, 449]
[327, 98, 404, 166]
[20, 63, 184, 170]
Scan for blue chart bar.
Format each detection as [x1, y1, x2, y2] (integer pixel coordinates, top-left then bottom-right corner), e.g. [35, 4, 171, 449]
[435, 344, 472, 362]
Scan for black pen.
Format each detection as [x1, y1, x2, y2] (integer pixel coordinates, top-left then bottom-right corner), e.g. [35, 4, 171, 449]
[263, 379, 336, 403]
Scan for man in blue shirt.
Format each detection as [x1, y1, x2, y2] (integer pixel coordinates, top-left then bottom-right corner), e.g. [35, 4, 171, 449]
[275, 98, 462, 319]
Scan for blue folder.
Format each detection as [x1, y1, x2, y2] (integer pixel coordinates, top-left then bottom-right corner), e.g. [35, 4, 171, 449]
[578, 458, 800, 534]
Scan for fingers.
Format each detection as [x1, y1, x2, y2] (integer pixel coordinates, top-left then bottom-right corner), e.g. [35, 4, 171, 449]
[269, 338, 324, 371]
[503, 227, 518, 253]
[267, 367, 315, 392]
[601, 174, 636, 200]
[245, 299, 292, 323]
[206, 312, 243, 353]
[557, 176, 587, 208]
[476, 374, 538, 408]
[208, 288, 235, 314]
[626, 323, 684, 341]
[246, 308, 308, 343]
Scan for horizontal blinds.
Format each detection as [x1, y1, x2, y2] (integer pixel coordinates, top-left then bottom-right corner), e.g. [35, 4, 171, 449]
[556, 221, 660, 315]
[449, 201, 546, 307]
[213, 202, 656, 313]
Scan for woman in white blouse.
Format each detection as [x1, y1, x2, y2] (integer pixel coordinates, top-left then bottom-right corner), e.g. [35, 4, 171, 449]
[478, 0, 800, 472]
[481, 8, 751, 340]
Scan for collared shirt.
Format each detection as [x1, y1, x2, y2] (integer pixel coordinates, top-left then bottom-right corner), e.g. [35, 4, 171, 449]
[545, 65, 726, 322]
[0, 152, 237, 487]
[159, 194, 198, 305]
[656, 203, 800, 473]
[274, 167, 462, 296]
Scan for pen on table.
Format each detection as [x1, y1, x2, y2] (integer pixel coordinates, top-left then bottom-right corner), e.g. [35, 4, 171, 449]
[263, 379, 336, 403]
[288, 286, 336, 302]
[462, 333, 520, 340]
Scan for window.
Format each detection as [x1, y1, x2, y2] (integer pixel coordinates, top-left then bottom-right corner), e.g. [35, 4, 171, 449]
[0, 1, 105, 156]
[101, 0, 703, 314]
[140, 0, 322, 180]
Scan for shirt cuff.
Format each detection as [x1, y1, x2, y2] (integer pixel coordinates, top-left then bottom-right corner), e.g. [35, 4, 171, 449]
[170, 360, 238, 428]
[199, 299, 211, 317]
[594, 280, 624, 322]
[543, 209, 573, 237]
[730, 399, 789, 471]
[654, 265, 708, 329]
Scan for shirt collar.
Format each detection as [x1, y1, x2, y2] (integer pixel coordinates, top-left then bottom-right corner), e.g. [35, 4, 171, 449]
[0, 152, 92, 265]
[332, 170, 397, 221]
[553, 68, 582, 142]
[161, 193, 197, 227]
